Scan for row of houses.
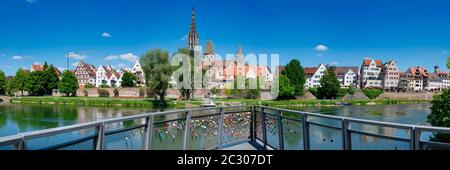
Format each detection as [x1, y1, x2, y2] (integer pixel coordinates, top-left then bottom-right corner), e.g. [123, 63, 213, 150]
[71, 60, 146, 88]
[300, 58, 449, 91]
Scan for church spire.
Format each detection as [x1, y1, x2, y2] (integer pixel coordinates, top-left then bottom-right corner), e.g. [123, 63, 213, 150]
[188, 7, 199, 53]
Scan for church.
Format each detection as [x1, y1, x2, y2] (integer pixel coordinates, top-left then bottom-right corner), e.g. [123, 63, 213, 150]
[186, 8, 274, 90]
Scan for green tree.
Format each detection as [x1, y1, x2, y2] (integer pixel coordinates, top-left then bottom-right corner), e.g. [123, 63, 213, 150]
[5, 77, 18, 96]
[121, 72, 137, 87]
[348, 84, 357, 95]
[210, 87, 220, 96]
[276, 75, 295, 99]
[0, 70, 6, 95]
[25, 71, 46, 96]
[282, 59, 306, 96]
[318, 69, 340, 99]
[141, 49, 172, 101]
[42, 64, 60, 95]
[427, 88, 450, 142]
[59, 71, 79, 96]
[13, 68, 29, 96]
[245, 77, 261, 99]
[447, 56, 450, 69]
[363, 88, 384, 99]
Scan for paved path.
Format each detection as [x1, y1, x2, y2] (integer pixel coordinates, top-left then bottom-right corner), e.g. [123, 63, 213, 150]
[222, 143, 257, 150]
[0, 96, 10, 104]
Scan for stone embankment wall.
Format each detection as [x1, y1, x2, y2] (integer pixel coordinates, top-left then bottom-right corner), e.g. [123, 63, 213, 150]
[376, 92, 437, 100]
[56, 88, 274, 100]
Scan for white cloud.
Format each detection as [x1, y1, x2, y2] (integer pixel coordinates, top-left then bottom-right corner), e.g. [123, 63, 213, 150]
[119, 53, 138, 62]
[102, 32, 111, 38]
[26, 0, 36, 4]
[105, 55, 118, 61]
[72, 62, 80, 67]
[315, 44, 329, 52]
[68, 52, 86, 59]
[117, 63, 127, 69]
[12, 55, 23, 60]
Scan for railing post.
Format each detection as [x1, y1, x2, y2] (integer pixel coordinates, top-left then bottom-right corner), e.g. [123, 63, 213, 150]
[94, 123, 105, 150]
[144, 115, 154, 150]
[277, 110, 284, 150]
[413, 127, 421, 150]
[13, 136, 26, 150]
[182, 111, 192, 150]
[261, 107, 268, 149]
[302, 114, 310, 150]
[342, 119, 351, 150]
[250, 106, 256, 143]
[217, 107, 225, 150]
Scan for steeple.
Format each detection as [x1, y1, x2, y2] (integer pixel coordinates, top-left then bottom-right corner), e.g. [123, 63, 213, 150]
[235, 46, 244, 65]
[204, 40, 215, 55]
[188, 7, 199, 53]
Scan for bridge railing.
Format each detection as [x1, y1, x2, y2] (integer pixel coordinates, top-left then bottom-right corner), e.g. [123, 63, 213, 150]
[253, 106, 450, 150]
[0, 105, 252, 150]
[2, 105, 450, 150]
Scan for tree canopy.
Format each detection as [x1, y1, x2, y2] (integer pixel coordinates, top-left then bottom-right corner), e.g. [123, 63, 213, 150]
[141, 49, 172, 101]
[275, 75, 296, 99]
[59, 70, 79, 96]
[0, 70, 6, 95]
[318, 69, 340, 99]
[427, 88, 450, 142]
[121, 72, 137, 87]
[281, 59, 306, 96]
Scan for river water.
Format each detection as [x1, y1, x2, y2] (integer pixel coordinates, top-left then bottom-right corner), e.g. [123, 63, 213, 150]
[0, 103, 432, 150]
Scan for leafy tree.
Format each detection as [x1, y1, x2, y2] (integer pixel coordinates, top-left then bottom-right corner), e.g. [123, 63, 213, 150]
[25, 71, 46, 96]
[246, 77, 261, 99]
[363, 88, 384, 99]
[318, 69, 340, 99]
[59, 71, 79, 96]
[13, 68, 29, 96]
[427, 88, 450, 142]
[447, 56, 450, 69]
[141, 49, 172, 101]
[282, 59, 306, 96]
[121, 72, 137, 87]
[113, 88, 119, 97]
[42, 64, 60, 95]
[5, 77, 18, 96]
[210, 87, 220, 96]
[276, 75, 295, 99]
[309, 88, 319, 97]
[0, 70, 6, 95]
[348, 84, 357, 95]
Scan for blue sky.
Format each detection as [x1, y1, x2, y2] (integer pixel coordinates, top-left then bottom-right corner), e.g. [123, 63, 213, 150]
[0, 0, 450, 75]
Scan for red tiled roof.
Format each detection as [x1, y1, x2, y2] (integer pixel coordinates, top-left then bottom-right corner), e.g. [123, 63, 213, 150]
[304, 67, 318, 75]
[407, 67, 428, 77]
[31, 64, 44, 71]
[363, 59, 383, 67]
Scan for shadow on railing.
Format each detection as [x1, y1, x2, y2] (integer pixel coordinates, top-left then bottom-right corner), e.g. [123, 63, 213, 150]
[1, 105, 450, 150]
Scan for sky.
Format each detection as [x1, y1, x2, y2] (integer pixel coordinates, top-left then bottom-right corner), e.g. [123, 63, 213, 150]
[1, 0, 450, 75]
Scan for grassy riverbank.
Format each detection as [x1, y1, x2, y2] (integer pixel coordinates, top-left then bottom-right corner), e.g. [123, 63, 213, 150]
[9, 96, 430, 108]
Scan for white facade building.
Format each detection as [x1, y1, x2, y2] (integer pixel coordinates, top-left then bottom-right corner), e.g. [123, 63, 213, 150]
[131, 60, 145, 86]
[360, 58, 383, 88]
[304, 64, 327, 89]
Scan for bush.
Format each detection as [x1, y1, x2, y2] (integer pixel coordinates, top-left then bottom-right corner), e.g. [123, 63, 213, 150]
[139, 87, 146, 98]
[337, 88, 349, 99]
[427, 88, 450, 142]
[309, 88, 319, 97]
[348, 85, 356, 95]
[98, 89, 110, 97]
[113, 88, 119, 97]
[84, 83, 95, 88]
[83, 89, 88, 97]
[363, 88, 384, 99]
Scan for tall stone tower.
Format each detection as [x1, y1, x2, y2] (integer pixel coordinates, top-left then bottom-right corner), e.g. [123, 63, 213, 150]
[235, 46, 245, 66]
[203, 40, 215, 67]
[188, 7, 199, 56]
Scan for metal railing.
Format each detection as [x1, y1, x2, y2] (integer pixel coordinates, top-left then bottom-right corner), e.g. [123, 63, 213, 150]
[1, 105, 450, 150]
